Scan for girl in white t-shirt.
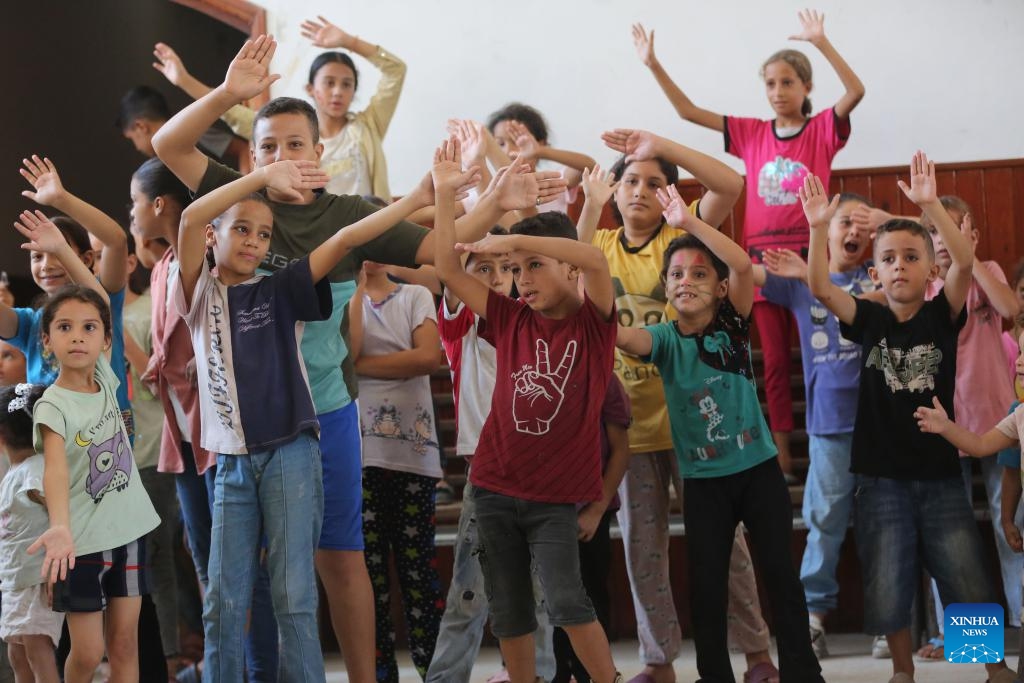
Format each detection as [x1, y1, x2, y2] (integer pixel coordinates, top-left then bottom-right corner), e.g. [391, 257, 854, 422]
[350, 262, 444, 682]
[0, 383, 61, 682]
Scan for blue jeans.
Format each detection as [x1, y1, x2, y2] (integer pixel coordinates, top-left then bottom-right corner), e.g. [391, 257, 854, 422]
[799, 433, 856, 615]
[203, 433, 326, 683]
[854, 475, 998, 635]
[176, 445, 279, 681]
[427, 482, 555, 682]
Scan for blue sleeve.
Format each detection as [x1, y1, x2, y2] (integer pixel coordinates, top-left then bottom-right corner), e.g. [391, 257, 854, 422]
[275, 257, 333, 323]
[760, 272, 796, 308]
[4, 308, 38, 349]
[999, 403, 1023, 469]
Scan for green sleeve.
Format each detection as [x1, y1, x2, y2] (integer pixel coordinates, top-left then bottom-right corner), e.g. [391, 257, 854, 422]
[197, 158, 244, 198]
[32, 400, 67, 454]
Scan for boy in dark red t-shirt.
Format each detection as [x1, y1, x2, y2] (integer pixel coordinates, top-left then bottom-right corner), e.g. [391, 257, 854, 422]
[432, 140, 623, 683]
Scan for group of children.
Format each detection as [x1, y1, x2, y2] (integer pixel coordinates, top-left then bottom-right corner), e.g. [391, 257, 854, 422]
[0, 8, 1021, 683]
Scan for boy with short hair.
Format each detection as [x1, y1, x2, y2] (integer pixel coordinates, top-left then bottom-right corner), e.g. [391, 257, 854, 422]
[116, 85, 239, 161]
[152, 35, 564, 682]
[804, 153, 1014, 683]
[433, 138, 622, 683]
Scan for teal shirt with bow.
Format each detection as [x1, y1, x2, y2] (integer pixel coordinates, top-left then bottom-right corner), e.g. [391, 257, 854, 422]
[641, 301, 777, 478]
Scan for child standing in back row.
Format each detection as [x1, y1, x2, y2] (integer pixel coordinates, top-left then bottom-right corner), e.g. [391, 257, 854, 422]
[632, 9, 864, 480]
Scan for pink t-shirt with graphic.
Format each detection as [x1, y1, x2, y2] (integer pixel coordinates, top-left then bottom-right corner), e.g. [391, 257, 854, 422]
[724, 108, 850, 258]
[470, 291, 616, 504]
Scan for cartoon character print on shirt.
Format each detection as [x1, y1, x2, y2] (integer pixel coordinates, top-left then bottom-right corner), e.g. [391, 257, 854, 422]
[512, 338, 577, 436]
[77, 431, 132, 503]
[864, 339, 942, 393]
[363, 402, 440, 455]
[757, 156, 809, 206]
[683, 378, 764, 463]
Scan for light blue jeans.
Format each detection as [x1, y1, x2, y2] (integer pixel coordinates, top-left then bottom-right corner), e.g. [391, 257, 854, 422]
[426, 481, 555, 682]
[203, 432, 326, 683]
[799, 432, 856, 615]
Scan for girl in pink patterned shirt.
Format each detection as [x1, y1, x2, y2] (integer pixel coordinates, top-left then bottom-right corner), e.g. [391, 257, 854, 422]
[631, 9, 865, 485]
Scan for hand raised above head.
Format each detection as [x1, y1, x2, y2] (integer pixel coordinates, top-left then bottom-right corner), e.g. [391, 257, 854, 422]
[300, 15, 353, 50]
[20, 155, 66, 207]
[152, 42, 190, 86]
[492, 156, 567, 212]
[798, 174, 840, 230]
[789, 8, 827, 44]
[425, 137, 481, 204]
[223, 34, 281, 101]
[897, 151, 938, 207]
[14, 210, 68, 255]
[505, 120, 540, 161]
[601, 128, 660, 163]
[631, 23, 657, 67]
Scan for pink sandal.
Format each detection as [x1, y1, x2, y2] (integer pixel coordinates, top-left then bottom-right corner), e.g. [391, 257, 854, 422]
[744, 662, 781, 683]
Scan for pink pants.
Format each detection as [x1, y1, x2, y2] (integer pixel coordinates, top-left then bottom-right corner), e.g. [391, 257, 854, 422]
[753, 300, 796, 433]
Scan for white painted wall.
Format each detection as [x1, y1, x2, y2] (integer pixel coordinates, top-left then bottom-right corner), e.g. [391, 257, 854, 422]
[245, 0, 1024, 193]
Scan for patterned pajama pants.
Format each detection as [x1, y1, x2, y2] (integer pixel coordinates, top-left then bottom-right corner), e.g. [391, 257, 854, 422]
[362, 466, 444, 682]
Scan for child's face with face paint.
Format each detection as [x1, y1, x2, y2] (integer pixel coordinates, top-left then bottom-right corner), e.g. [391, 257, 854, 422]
[663, 248, 727, 318]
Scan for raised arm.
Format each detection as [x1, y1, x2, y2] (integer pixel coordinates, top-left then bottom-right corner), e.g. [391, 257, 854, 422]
[153, 42, 215, 101]
[898, 151, 973, 316]
[632, 24, 724, 132]
[915, 397, 1017, 457]
[802, 175, 857, 324]
[153, 35, 281, 191]
[576, 165, 617, 245]
[457, 232, 614, 319]
[177, 160, 328, 305]
[433, 139, 492, 318]
[301, 15, 406, 137]
[503, 120, 596, 188]
[20, 155, 128, 293]
[961, 214, 1020, 320]
[788, 9, 865, 120]
[658, 184, 753, 316]
[310, 164, 478, 283]
[602, 129, 742, 228]
[14, 211, 109, 309]
[414, 156, 568, 266]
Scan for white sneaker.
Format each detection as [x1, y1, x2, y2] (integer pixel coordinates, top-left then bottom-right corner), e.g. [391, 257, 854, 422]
[872, 635, 891, 659]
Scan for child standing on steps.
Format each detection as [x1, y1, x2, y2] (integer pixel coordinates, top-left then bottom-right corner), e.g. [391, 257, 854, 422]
[632, 9, 864, 483]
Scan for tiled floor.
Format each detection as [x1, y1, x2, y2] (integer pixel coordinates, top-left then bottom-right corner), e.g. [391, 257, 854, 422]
[322, 632, 1021, 682]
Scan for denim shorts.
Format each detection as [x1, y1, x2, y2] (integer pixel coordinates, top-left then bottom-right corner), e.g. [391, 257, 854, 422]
[472, 487, 596, 638]
[854, 475, 997, 635]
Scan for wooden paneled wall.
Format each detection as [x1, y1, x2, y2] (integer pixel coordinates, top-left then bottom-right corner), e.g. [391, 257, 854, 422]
[571, 158, 1024, 281]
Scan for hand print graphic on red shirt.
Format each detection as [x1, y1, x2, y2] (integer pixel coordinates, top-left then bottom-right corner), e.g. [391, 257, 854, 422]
[512, 338, 577, 435]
